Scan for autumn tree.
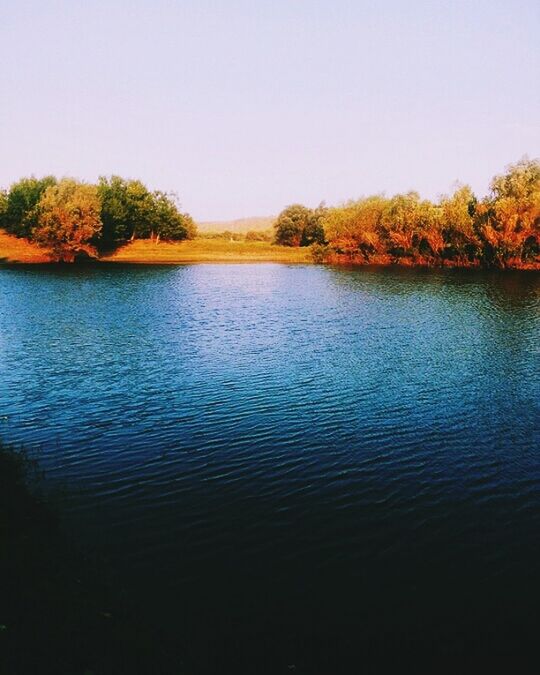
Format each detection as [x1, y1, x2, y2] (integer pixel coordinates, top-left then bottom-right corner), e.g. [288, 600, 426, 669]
[415, 200, 444, 259]
[440, 185, 479, 262]
[380, 192, 422, 257]
[322, 196, 387, 260]
[32, 179, 102, 262]
[476, 157, 540, 265]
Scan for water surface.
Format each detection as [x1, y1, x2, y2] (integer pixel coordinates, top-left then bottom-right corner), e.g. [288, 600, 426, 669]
[1, 264, 539, 672]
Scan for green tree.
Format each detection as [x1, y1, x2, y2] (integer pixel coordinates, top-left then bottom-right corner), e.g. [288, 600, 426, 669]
[490, 156, 540, 202]
[274, 204, 310, 246]
[301, 204, 327, 246]
[33, 179, 102, 262]
[151, 191, 196, 241]
[274, 204, 325, 246]
[1, 176, 57, 237]
[0, 190, 7, 224]
[97, 176, 154, 242]
[97, 177, 195, 243]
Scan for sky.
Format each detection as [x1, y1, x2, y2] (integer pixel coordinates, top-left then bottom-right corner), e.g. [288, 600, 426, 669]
[1, 0, 539, 221]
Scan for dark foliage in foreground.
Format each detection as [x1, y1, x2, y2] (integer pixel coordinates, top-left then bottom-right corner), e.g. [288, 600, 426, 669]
[0, 441, 188, 674]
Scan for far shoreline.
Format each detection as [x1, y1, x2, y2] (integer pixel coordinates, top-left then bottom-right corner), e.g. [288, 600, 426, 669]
[1, 232, 539, 271]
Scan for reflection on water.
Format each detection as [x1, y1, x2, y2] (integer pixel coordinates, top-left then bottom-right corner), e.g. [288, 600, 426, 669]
[0, 264, 539, 672]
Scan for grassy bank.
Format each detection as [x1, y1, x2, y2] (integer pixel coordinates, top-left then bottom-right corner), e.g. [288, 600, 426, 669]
[101, 238, 312, 264]
[0, 230, 311, 265]
[0, 230, 52, 263]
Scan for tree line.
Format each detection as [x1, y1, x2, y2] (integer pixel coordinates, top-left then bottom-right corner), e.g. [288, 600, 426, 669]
[274, 158, 540, 268]
[0, 176, 196, 262]
[1, 158, 538, 267]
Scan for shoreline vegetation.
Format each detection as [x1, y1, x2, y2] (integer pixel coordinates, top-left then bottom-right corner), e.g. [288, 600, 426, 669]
[1, 158, 539, 269]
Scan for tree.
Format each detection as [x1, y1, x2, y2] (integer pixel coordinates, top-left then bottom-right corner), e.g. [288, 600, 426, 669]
[0, 190, 7, 224]
[96, 175, 131, 243]
[274, 204, 325, 246]
[476, 158, 540, 266]
[301, 204, 327, 246]
[1, 176, 57, 237]
[322, 196, 387, 260]
[97, 176, 196, 244]
[490, 156, 540, 202]
[97, 176, 154, 243]
[151, 191, 197, 241]
[380, 192, 422, 257]
[32, 179, 102, 262]
[416, 200, 444, 259]
[274, 204, 310, 246]
[440, 185, 479, 262]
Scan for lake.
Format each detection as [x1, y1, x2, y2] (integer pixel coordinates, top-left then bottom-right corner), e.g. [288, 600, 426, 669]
[1, 263, 539, 673]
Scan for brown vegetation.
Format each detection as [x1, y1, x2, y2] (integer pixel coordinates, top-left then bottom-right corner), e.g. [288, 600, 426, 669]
[196, 216, 275, 234]
[0, 230, 52, 263]
[275, 158, 540, 270]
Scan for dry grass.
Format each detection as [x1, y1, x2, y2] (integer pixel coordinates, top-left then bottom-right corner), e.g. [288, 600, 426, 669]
[0, 230, 311, 265]
[102, 238, 312, 264]
[197, 216, 275, 234]
[0, 230, 52, 263]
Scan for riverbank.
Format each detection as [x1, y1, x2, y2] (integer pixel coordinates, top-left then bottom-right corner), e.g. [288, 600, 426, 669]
[0, 230, 52, 263]
[0, 231, 311, 264]
[2, 230, 539, 269]
[325, 251, 540, 270]
[101, 238, 312, 264]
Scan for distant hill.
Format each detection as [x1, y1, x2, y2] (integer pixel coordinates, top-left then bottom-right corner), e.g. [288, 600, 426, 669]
[196, 216, 275, 234]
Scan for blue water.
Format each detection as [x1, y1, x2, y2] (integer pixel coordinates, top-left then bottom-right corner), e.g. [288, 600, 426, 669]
[1, 263, 539, 672]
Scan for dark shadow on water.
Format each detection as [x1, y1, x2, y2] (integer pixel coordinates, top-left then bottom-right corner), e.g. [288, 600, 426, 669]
[3, 438, 538, 674]
[0, 441, 190, 675]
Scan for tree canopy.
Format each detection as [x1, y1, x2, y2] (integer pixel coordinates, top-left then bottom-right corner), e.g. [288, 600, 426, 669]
[1, 176, 57, 238]
[97, 176, 196, 243]
[289, 157, 539, 268]
[32, 179, 102, 262]
[1, 158, 538, 268]
[0, 174, 196, 260]
[274, 204, 326, 247]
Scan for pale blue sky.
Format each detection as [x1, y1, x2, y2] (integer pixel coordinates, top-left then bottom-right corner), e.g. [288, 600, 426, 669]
[1, 0, 539, 220]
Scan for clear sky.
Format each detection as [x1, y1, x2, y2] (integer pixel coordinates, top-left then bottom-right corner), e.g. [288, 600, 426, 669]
[1, 0, 539, 221]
